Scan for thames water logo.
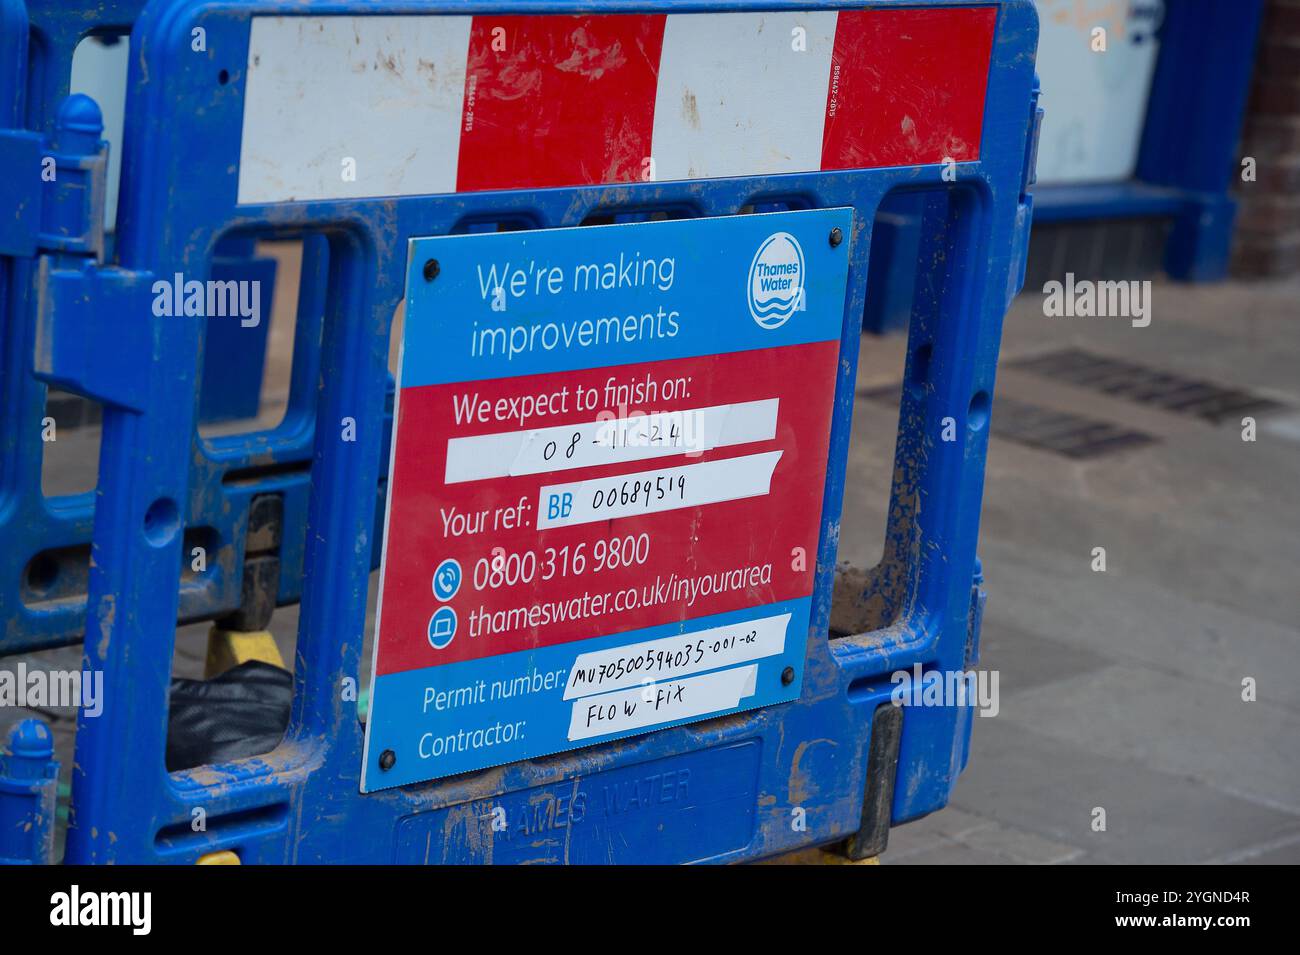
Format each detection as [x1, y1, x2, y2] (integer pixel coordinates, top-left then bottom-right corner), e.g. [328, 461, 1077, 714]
[748, 232, 805, 330]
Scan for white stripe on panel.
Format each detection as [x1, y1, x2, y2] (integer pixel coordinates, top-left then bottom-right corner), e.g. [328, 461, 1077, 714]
[237, 16, 472, 204]
[649, 12, 838, 182]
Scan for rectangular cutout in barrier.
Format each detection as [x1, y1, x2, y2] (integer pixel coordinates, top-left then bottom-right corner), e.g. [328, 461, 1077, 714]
[39, 395, 101, 498]
[69, 33, 129, 230]
[197, 239, 304, 434]
[362, 209, 851, 790]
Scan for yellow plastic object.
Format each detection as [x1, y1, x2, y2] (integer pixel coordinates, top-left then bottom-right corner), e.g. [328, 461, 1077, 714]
[195, 850, 241, 865]
[204, 625, 286, 679]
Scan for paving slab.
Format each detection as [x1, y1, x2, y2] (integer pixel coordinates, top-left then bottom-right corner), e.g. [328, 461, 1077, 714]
[952, 719, 1300, 864]
[1003, 664, 1300, 814]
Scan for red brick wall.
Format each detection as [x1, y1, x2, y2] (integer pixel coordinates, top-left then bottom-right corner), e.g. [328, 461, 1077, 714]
[1233, 0, 1300, 277]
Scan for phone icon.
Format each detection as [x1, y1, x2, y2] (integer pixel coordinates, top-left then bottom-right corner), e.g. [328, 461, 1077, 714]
[432, 558, 462, 601]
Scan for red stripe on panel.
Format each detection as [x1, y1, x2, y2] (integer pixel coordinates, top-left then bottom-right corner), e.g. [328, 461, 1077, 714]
[456, 14, 667, 192]
[822, 7, 998, 170]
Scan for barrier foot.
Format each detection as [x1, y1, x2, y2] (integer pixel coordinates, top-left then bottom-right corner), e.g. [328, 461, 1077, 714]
[835, 702, 904, 861]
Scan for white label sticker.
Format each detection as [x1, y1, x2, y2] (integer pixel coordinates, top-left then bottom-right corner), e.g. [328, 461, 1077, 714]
[445, 398, 779, 483]
[564, 612, 791, 699]
[535, 451, 782, 529]
[567, 665, 760, 741]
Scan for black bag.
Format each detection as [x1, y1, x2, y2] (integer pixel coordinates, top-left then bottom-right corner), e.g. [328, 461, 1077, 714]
[166, 660, 292, 771]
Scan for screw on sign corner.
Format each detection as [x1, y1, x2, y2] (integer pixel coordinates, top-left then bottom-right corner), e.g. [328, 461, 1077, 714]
[828, 227, 843, 248]
[781, 666, 796, 686]
[423, 259, 440, 282]
[379, 749, 396, 771]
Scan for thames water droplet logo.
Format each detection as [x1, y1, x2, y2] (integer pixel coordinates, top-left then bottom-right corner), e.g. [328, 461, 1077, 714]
[748, 232, 805, 330]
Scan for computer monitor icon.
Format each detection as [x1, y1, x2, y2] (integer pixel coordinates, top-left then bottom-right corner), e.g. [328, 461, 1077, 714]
[428, 607, 457, 649]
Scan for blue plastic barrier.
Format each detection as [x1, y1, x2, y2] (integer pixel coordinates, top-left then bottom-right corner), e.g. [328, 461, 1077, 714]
[8, 0, 1039, 864]
[0, 720, 59, 865]
[0, 0, 391, 654]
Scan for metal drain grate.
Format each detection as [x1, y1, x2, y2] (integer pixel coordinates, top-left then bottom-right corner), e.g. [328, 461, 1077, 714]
[1007, 348, 1286, 424]
[857, 386, 1158, 459]
[985, 395, 1158, 458]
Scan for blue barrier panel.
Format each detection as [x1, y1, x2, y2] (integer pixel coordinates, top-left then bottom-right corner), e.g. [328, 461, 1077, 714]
[21, 0, 1038, 864]
[0, 0, 392, 654]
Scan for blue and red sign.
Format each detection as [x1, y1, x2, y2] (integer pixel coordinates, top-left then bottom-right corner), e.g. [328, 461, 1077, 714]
[362, 210, 851, 791]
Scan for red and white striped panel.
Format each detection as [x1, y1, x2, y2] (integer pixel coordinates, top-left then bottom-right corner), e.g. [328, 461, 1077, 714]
[237, 8, 997, 204]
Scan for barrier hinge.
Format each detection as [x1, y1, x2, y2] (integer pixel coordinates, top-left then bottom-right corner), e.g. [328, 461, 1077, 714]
[0, 94, 108, 261]
[1020, 76, 1043, 198]
[1005, 77, 1043, 306]
[33, 256, 156, 412]
[965, 558, 987, 669]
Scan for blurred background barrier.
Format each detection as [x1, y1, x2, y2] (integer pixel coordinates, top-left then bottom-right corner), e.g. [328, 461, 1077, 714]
[864, 0, 1271, 337]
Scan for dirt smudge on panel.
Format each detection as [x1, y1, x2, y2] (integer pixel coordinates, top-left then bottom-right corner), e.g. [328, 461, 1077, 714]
[681, 89, 701, 129]
[788, 737, 835, 806]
